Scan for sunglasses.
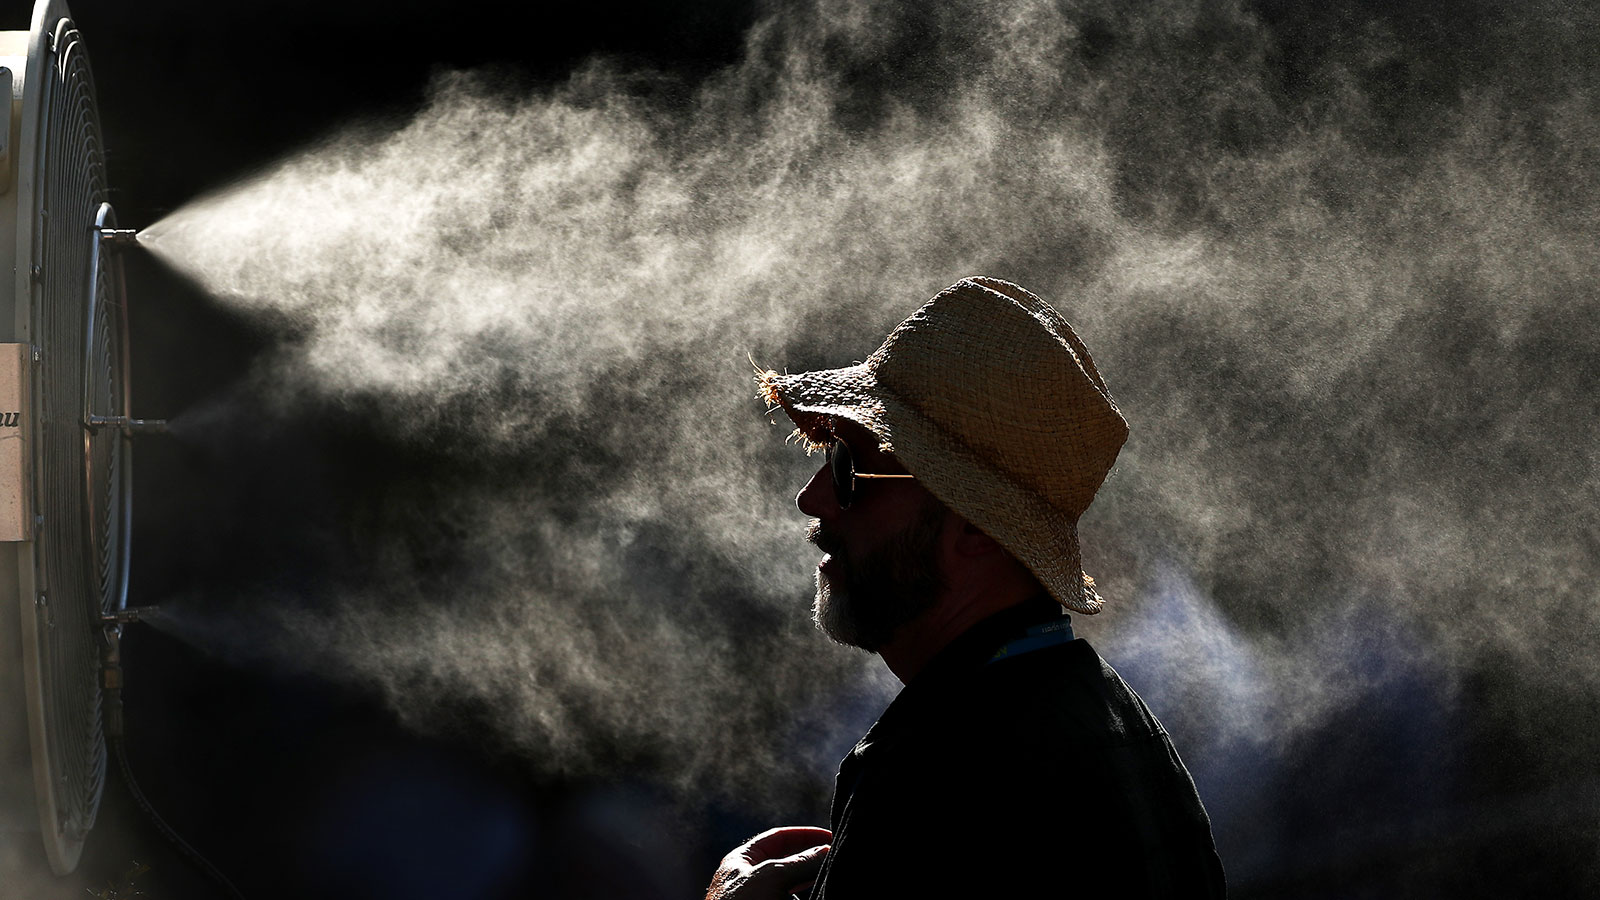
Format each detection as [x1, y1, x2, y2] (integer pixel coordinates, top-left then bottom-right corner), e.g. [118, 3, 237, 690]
[826, 438, 916, 509]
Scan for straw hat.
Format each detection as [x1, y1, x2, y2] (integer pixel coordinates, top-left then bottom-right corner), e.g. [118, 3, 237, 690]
[758, 276, 1127, 614]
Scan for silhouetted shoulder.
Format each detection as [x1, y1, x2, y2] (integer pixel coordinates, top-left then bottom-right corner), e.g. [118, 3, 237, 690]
[955, 637, 1168, 747]
[817, 635, 1225, 899]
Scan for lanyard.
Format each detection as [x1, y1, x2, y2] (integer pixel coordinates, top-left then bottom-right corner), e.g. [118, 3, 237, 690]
[987, 616, 1075, 665]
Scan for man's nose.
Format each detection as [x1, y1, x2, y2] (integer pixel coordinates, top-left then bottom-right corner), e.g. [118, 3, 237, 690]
[797, 461, 839, 518]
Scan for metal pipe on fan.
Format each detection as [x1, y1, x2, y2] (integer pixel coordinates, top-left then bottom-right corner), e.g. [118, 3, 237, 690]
[85, 414, 168, 435]
[101, 606, 160, 626]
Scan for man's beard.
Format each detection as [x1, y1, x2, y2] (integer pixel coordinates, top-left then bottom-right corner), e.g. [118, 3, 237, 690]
[806, 500, 947, 651]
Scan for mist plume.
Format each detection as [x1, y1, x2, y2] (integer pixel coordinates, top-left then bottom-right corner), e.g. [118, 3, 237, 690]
[139, 0, 1600, 824]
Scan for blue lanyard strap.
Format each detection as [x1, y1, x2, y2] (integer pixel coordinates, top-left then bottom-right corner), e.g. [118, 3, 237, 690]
[987, 616, 1075, 665]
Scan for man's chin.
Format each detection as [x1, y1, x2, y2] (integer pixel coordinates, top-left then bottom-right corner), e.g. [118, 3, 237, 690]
[812, 572, 872, 651]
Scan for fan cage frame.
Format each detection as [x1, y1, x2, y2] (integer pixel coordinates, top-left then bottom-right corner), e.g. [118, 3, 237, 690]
[3, 0, 133, 875]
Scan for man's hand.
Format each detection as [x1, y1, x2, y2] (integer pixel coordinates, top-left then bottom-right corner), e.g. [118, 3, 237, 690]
[705, 826, 832, 900]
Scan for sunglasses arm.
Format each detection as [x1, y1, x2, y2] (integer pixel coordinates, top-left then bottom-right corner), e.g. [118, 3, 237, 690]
[851, 473, 917, 480]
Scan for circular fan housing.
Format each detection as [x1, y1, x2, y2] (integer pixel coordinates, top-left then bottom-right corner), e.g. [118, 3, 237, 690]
[0, 0, 132, 875]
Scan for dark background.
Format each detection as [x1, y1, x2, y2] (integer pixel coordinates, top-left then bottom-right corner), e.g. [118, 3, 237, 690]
[1, 1, 1597, 898]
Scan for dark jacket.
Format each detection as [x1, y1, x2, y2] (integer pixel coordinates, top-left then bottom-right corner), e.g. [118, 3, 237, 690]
[809, 598, 1226, 898]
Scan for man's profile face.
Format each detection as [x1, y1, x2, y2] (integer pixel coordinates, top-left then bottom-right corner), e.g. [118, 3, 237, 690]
[797, 419, 947, 650]
[807, 504, 945, 650]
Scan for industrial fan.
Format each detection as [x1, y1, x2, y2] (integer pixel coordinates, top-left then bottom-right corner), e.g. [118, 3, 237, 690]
[0, 0, 156, 876]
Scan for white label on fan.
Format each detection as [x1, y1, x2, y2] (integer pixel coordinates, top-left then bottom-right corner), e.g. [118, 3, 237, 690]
[0, 343, 27, 541]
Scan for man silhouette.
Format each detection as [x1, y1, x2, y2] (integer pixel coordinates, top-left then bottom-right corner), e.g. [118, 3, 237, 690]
[708, 277, 1225, 899]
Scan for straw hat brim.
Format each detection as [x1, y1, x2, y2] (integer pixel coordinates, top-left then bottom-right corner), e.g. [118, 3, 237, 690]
[762, 364, 1104, 615]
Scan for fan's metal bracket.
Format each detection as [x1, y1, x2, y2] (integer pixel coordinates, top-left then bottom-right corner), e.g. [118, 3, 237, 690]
[96, 607, 158, 742]
[0, 67, 11, 195]
[84, 223, 165, 438]
[97, 619, 124, 740]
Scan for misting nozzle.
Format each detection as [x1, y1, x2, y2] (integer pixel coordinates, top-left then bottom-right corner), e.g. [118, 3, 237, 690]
[102, 606, 160, 626]
[87, 415, 169, 436]
[99, 228, 140, 248]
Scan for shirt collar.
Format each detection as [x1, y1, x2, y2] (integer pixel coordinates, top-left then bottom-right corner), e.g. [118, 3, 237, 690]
[849, 594, 1069, 760]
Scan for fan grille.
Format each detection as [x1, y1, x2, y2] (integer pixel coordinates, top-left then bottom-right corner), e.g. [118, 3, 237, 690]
[28, 15, 123, 843]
